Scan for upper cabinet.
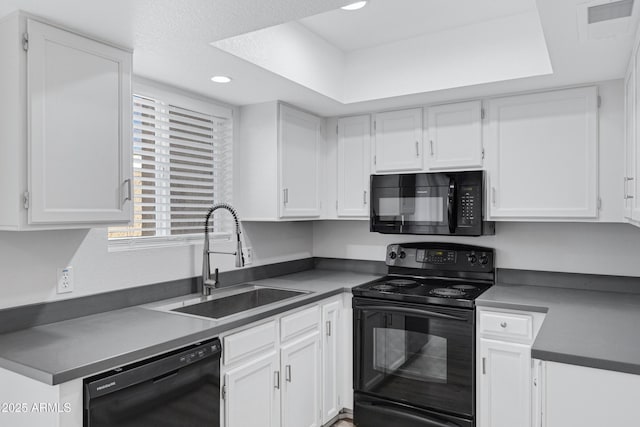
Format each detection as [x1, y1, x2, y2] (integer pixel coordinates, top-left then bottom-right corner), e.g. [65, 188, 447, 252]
[0, 14, 132, 230]
[372, 108, 423, 173]
[623, 44, 640, 226]
[237, 102, 323, 220]
[485, 87, 599, 220]
[337, 115, 371, 217]
[425, 100, 484, 170]
[279, 105, 323, 218]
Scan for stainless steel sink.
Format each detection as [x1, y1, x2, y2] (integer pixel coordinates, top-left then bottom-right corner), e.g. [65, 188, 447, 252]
[172, 288, 306, 319]
[147, 284, 309, 320]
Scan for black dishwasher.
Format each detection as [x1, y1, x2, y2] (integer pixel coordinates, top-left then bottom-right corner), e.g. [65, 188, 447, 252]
[84, 338, 221, 427]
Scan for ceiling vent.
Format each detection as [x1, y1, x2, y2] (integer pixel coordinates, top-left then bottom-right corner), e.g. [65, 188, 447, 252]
[588, 0, 634, 24]
[578, 0, 637, 41]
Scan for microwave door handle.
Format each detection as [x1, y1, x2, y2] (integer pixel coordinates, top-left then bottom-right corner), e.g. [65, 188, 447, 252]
[448, 179, 456, 233]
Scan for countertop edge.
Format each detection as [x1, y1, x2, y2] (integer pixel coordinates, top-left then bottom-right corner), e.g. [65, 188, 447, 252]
[475, 300, 549, 313]
[531, 348, 640, 376]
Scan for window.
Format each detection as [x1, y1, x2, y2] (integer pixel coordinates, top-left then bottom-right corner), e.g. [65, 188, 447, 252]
[109, 86, 233, 246]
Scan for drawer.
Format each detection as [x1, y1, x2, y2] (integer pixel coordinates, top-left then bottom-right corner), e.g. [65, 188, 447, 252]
[280, 305, 320, 342]
[223, 320, 277, 365]
[479, 310, 533, 341]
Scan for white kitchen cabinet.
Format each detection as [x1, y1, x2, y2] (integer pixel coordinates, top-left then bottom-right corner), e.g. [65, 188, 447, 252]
[624, 59, 636, 221]
[321, 299, 342, 423]
[425, 100, 483, 170]
[541, 361, 640, 427]
[224, 351, 280, 427]
[337, 115, 371, 217]
[0, 367, 82, 427]
[476, 308, 546, 427]
[220, 297, 345, 427]
[373, 108, 423, 173]
[237, 101, 323, 220]
[485, 87, 599, 220]
[0, 13, 132, 230]
[479, 339, 531, 427]
[281, 332, 322, 427]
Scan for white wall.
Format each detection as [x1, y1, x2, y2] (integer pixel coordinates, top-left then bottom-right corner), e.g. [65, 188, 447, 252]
[0, 221, 313, 309]
[312, 220, 640, 277]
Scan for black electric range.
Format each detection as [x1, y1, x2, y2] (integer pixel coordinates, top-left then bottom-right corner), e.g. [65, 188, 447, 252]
[352, 242, 495, 427]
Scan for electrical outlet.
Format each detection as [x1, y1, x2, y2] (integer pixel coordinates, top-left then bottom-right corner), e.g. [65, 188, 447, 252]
[244, 247, 253, 265]
[57, 266, 74, 294]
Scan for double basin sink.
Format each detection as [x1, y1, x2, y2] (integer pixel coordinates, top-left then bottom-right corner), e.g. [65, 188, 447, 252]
[150, 284, 309, 320]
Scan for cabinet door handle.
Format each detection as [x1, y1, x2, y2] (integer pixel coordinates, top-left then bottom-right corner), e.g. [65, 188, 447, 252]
[326, 320, 332, 337]
[500, 321, 508, 328]
[123, 179, 132, 204]
[415, 141, 420, 157]
[482, 357, 486, 375]
[430, 140, 434, 156]
[624, 177, 634, 199]
[491, 187, 496, 206]
[283, 188, 288, 204]
[363, 190, 367, 205]
[285, 365, 292, 382]
[274, 371, 280, 389]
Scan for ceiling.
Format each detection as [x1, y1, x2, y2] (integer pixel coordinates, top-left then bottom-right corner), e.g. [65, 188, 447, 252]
[214, 0, 552, 104]
[299, 0, 535, 52]
[0, 0, 638, 116]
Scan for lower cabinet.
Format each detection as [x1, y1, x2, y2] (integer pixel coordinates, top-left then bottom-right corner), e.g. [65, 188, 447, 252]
[225, 351, 280, 427]
[478, 339, 531, 427]
[538, 361, 640, 427]
[281, 332, 322, 427]
[476, 307, 546, 427]
[221, 296, 345, 427]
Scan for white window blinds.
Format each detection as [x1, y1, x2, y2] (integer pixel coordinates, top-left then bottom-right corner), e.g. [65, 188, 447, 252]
[108, 93, 233, 242]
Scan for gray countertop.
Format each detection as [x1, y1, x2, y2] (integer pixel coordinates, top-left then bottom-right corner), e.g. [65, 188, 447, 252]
[0, 270, 379, 385]
[477, 283, 640, 375]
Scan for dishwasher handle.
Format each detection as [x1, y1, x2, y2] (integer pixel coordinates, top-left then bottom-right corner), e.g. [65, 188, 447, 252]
[85, 337, 221, 399]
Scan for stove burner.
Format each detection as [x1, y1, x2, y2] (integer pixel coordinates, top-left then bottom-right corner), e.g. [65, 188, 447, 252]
[371, 284, 397, 292]
[450, 284, 478, 291]
[430, 288, 466, 297]
[386, 279, 419, 288]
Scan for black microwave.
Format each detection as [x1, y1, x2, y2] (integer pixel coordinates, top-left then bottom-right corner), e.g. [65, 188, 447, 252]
[370, 171, 494, 236]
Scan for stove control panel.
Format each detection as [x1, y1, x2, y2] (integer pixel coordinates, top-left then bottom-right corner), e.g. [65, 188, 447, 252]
[386, 243, 494, 272]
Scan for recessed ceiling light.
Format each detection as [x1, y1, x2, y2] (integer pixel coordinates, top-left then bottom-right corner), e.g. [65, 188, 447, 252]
[341, 1, 367, 11]
[211, 75, 232, 83]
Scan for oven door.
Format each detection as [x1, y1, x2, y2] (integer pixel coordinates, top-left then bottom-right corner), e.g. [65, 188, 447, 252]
[353, 298, 474, 417]
[370, 184, 455, 235]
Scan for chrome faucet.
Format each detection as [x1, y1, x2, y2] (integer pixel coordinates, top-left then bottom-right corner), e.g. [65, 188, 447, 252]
[202, 203, 244, 296]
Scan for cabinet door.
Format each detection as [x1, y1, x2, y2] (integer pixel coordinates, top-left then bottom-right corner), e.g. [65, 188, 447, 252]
[224, 351, 280, 427]
[544, 362, 640, 427]
[279, 104, 322, 218]
[321, 300, 341, 424]
[426, 101, 483, 170]
[27, 19, 132, 224]
[337, 115, 371, 217]
[632, 49, 640, 221]
[624, 62, 635, 220]
[485, 87, 598, 219]
[281, 332, 321, 427]
[373, 108, 423, 172]
[478, 338, 531, 427]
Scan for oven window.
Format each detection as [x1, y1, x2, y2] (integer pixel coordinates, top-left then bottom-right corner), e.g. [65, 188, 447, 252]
[356, 306, 473, 416]
[378, 197, 444, 222]
[373, 328, 447, 383]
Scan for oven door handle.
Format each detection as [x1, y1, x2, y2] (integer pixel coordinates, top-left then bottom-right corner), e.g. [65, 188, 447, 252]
[357, 305, 469, 322]
[361, 400, 461, 427]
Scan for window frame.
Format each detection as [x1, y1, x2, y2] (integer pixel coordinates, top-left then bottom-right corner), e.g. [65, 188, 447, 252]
[108, 79, 234, 251]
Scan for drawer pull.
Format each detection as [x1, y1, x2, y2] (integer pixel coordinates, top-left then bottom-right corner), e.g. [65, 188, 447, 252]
[500, 321, 507, 328]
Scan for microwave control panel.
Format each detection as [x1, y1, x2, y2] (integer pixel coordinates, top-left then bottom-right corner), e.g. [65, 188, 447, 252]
[458, 185, 481, 226]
